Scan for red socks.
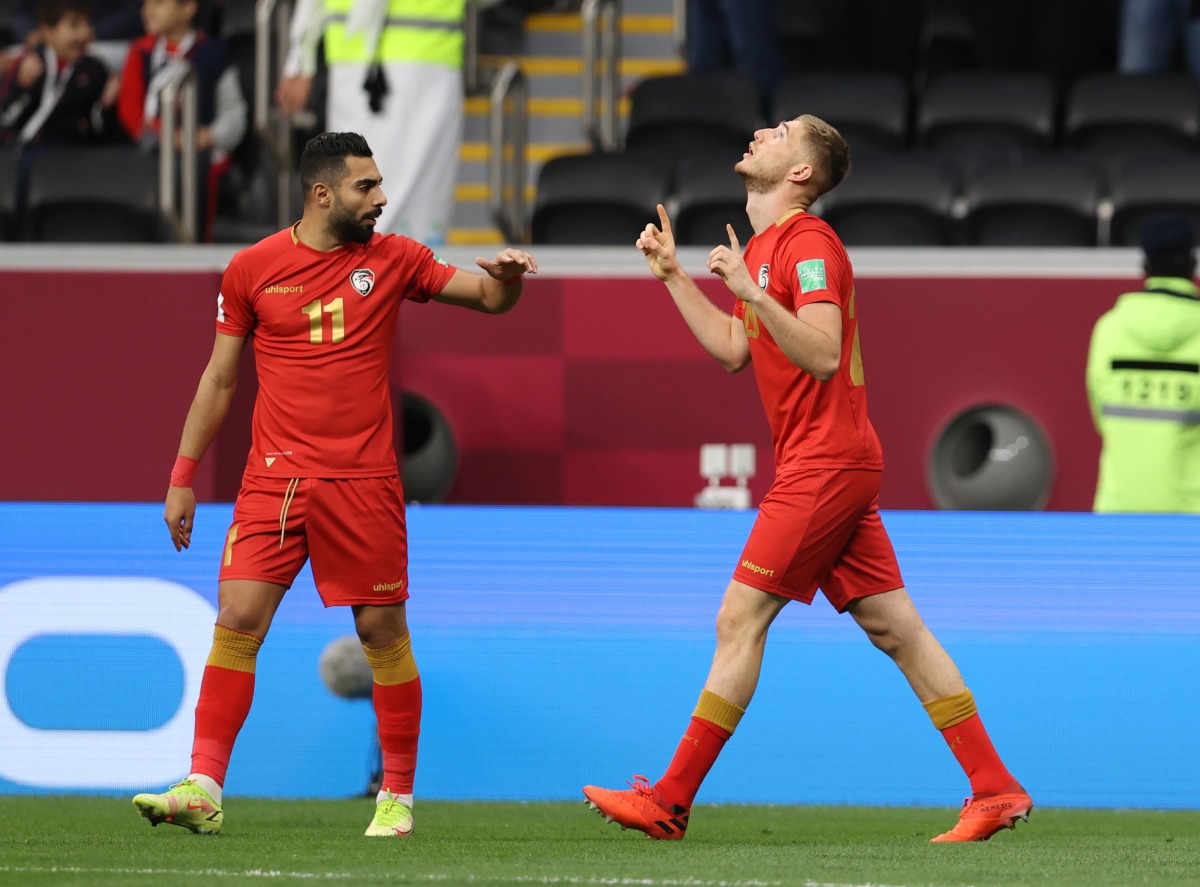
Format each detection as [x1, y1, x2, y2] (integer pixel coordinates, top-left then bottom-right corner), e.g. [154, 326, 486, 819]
[190, 625, 262, 785]
[924, 689, 1018, 797]
[363, 634, 422, 795]
[653, 690, 745, 809]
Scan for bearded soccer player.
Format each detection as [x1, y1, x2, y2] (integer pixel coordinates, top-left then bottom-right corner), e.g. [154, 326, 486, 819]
[582, 116, 1031, 843]
[132, 131, 537, 838]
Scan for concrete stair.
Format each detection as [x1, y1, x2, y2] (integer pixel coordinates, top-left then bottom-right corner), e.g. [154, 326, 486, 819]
[449, 0, 683, 244]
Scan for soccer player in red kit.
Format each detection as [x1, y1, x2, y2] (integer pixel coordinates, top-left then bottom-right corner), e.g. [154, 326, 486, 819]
[132, 131, 537, 838]
[582, 115, 1031, 843]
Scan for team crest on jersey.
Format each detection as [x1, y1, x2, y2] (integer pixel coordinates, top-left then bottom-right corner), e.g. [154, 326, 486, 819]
[757, 264, 770, 290]
[350, 268, 375, 296]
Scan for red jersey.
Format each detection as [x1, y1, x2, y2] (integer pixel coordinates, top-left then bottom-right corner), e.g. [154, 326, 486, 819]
[217, 227, 456, 478]
[733, 211, 884, 472]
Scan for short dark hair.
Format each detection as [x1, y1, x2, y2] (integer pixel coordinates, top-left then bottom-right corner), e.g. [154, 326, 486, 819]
[299, 132, 374, 195]
[36, 0, 91, 26]
[796, 115, 851, 196]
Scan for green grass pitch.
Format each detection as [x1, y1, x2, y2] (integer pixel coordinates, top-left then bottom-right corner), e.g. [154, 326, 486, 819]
[2, 797, 1199, 886]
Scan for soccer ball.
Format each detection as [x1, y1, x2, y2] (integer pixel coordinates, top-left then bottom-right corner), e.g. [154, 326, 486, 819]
[317, 634, 373, 699]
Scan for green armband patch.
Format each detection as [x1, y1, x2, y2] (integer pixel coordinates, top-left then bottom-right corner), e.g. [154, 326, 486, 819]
[796, 259, 827, 293]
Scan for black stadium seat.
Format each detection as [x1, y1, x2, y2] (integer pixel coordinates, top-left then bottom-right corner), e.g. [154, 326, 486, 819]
[960, 154, 1103, 246]
[1064, 73, 1200, 155]
[813, 152, 958, 246]
[25, 146, 168, 243]
[0, 153, 18, 241]
[672, 151, 751, 247]
[624, 72, 762, 162]
[530, 152, 668, 245]
[1108, 155, 1200, 247]
[916, 70, 1058, 152]
[774, 71, 909, 152]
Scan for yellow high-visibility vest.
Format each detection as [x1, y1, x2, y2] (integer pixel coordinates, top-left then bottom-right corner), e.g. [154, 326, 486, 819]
[324, 0, 465, 67]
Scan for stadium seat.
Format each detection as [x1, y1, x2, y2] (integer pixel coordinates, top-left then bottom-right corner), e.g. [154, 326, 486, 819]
[1064, 73, 1200, 155]
[25, 146, 168, 243]
[530, 151, 668, 245]
[0, 153, 17, 241]
[960, 154, 1103, 246]
[774, 71, 909, 152]
[1026, 0, 1120, 87]
[776, 0, 863, 73]
[859, 0, 924, 81]
[914, 0, 978, 84]
[672, 151, 751, 247]
[1107, 155, 1200, 246]
[0, 3, 14, 47]
[916, 70, 1058, 153]
[812, 152, 958, 246]
[624, 72, 762, 161]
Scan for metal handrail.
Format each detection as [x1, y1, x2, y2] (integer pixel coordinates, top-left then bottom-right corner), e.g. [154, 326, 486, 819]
[672, 0, 685, 58]
[255, 0, 295, 227]
[487, 60, 528, 243]
[581, 0, 620, 150]
[159, 66, 199, 243]
[464, 0, 481, 94]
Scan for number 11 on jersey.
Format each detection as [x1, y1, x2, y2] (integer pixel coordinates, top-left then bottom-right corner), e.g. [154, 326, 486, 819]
[301, 298, 345, 344]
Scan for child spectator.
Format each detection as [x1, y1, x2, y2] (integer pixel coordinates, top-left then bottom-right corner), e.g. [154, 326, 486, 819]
[116, 0, 245, 240]
[0, 0, 119, 151]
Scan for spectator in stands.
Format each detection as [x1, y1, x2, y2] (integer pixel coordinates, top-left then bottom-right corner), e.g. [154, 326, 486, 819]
[116, 0, 246, 240]
[15, 0, 143, 43]
[685, 0, 780, 120]
[1118, 0, 1200, 78]
[1, 0, 119, 150]
[1, 0, 121, 227]
[1087, 212, 1200, 512]
[275, 0, 466, 247]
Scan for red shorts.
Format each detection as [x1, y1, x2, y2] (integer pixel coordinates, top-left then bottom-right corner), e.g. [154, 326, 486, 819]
[732, 468, 903, 612]
[218, 474, 410, 607]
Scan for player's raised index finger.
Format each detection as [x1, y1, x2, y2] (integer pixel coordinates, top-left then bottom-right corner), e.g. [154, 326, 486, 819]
[656, 203, 673, 234]
[726, 224, 740, 253]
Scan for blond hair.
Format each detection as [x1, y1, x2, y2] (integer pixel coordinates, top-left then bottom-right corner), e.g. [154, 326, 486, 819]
[794, 115, 851, 196]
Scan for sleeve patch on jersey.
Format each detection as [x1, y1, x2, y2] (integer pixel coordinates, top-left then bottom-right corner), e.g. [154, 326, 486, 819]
[796, 259, 827, 293]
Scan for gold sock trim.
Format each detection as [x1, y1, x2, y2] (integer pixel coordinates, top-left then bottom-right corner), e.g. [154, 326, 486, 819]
[206, 624, 263, 673]
[363, 633, 419, 686]
[694, 689, 745, 734]
[923, 689, 977, 730]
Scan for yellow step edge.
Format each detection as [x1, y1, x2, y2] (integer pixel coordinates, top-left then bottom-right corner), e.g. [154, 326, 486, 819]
[525, 13, 675, 34]
[448, 228, 505, 245]
[460, 141, 590, 162]
[455, 183, 538, 202]
[478, 55, 686, 77]
[464, 95, 631, 116]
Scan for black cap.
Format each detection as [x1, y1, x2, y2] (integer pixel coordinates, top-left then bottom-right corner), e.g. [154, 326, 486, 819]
[1140, 212, 1195, 262]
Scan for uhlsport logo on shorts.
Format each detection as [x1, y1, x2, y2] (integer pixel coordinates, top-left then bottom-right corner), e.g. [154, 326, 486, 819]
[350, 268, 376, 296]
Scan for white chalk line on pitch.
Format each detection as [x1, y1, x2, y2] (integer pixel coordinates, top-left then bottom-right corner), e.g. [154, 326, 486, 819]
[0, 867, 972, 887]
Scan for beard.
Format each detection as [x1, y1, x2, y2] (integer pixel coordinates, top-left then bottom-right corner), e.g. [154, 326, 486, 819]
[737, 158, 789, 195]
[329, 199, 377, 244]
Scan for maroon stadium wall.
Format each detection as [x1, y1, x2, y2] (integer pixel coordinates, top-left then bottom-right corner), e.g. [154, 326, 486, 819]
[0, 251, 1138, 510]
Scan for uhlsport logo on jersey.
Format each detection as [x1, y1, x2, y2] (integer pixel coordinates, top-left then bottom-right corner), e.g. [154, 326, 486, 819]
[350, 268, 376, 296]
[757, 264, 770, 290]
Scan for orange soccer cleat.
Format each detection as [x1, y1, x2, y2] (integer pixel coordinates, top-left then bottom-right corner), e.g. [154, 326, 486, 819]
[930, 788, 1034, 842]
[582, 775, 690, 840]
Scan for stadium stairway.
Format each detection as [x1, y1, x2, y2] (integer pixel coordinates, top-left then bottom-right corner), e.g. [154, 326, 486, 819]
[449, 0, 683, 245]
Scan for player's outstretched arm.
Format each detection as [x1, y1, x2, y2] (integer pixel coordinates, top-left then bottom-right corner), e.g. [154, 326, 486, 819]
[639, 205, 750, 373]
[433, 248, 538, 314]
[165, 332, 247, 552]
